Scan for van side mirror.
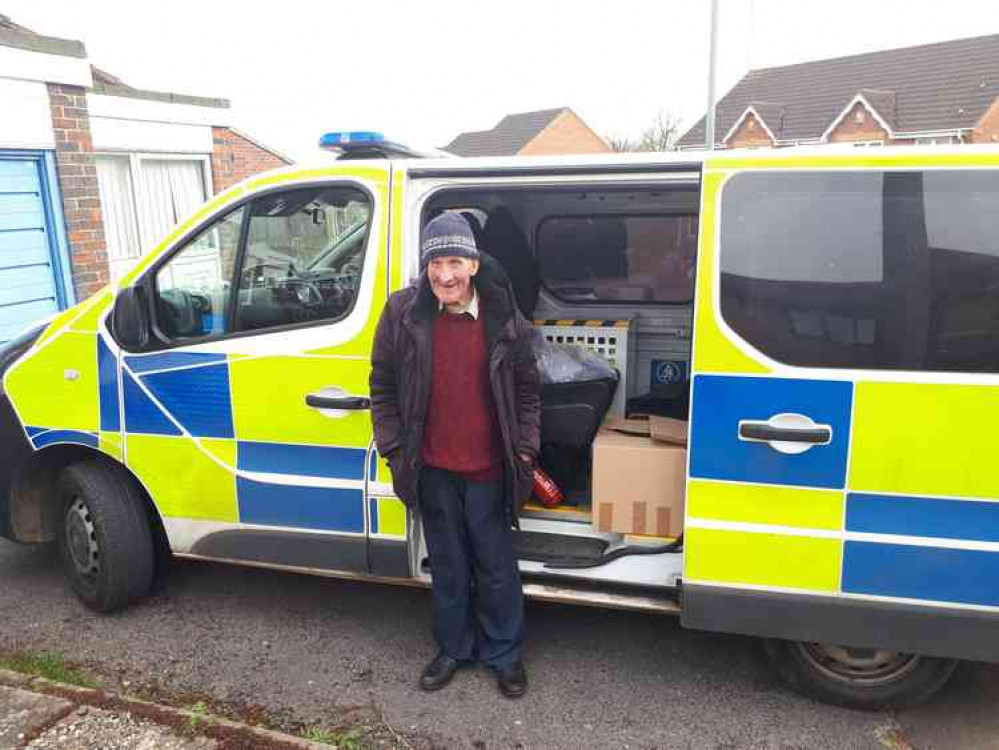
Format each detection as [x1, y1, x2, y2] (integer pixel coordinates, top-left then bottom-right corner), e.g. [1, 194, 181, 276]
[111, 285, 150, 350]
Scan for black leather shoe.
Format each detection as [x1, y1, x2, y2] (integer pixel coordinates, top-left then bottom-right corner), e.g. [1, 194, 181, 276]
[495, 661, 528, 699]
[419, 653, 460, 691]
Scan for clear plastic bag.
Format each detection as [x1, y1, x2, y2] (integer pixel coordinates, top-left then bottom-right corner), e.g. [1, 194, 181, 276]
[532, 329, 618, 384]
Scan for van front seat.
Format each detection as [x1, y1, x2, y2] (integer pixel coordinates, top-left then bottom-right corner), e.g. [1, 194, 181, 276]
[480, 206, 540, 319]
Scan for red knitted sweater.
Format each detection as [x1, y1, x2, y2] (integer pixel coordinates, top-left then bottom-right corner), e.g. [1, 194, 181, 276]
[421, 305, 503, 482]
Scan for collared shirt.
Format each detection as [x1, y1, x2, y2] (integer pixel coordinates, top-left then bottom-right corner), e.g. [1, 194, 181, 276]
[438, 287, 479, 319]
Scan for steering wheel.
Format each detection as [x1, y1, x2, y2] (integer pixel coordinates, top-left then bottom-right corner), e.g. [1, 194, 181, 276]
[291, 280, 324, 308]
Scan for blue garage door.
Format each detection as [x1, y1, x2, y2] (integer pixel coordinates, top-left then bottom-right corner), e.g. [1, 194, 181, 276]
[0, 157, 62, 344]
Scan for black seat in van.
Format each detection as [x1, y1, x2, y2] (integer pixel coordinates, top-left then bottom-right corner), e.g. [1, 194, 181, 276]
[538, 375, 618, 494]
[480, 206, 540, 319]
[540, 377, 618, 447]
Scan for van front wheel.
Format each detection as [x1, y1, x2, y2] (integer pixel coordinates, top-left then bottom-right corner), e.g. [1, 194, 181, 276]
[57, 461, 155, 613]
[763, 639, 958, 710]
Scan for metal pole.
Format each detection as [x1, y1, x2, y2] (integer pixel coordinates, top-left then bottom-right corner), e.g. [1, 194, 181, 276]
[706, 0, 720, 150]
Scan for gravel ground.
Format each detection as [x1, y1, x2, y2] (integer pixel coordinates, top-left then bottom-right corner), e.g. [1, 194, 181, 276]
[2, 539, 998, 749]
[27, 706, 217, 750]
[0, 686, 71, 748]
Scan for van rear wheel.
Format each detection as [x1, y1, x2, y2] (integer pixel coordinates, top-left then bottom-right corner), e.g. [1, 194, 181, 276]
[56, 461, 154, 613]
[763, 638, 958, 710]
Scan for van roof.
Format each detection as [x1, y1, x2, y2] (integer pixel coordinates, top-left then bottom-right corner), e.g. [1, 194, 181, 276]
[247, 142, 999, 186]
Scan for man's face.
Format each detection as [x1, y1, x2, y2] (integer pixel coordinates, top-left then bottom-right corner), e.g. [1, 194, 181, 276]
[427, 256, 478, 307]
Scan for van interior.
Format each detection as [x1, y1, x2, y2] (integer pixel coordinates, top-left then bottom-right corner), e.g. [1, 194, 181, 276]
[418, 181, 700, 593]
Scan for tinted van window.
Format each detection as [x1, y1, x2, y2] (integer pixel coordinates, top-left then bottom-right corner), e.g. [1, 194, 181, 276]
[719, 170, 999, 372]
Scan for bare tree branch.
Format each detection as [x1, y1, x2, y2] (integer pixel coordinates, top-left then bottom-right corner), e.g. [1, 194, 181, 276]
[608, 111, 681, 153]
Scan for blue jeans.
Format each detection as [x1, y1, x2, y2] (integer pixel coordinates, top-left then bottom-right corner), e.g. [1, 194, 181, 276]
[418, 466, 524, 668]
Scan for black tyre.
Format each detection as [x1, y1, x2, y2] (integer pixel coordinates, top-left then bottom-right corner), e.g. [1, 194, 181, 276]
[763, 638, 958, 710]
[56, 460, 155, 613]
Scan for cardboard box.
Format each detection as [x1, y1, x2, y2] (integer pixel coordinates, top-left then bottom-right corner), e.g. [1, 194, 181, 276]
[603, 416, 651, 437]
[649, 416, 688, 446]
[603, 415, 688, 446]
[592, 428, 685, 537]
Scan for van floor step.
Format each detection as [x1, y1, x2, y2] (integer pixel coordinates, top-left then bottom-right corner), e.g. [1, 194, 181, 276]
[513, 531, 608, 565]
[520, 502, 592, 524]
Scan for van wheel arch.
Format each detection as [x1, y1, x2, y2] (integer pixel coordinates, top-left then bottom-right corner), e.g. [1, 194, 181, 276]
[762, 638, 958, 710]
[10, 446, 169, 564]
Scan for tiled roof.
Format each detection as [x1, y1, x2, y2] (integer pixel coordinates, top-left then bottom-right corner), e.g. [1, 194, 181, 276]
[680, 33, 999, 146]
[443, 107, 568, 156]
[859, 88, 897, 131]
[728, 100, 786, 139]
[0, 14, 228, 107]
[89, 69, 230, 109]
[0, 13, 85, 58]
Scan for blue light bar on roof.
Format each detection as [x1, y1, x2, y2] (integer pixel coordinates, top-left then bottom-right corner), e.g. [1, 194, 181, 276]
[319, 131, 385, 151]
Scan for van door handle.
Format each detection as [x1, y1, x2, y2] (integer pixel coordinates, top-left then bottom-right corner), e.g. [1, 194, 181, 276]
[737, 413, 832, 455]
[306, 393, 371, 410]
[739, 423, 830, 444]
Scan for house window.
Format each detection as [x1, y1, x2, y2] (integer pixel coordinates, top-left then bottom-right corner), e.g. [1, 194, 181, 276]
[853, 108, 866, 124]
[916, 137, 956, 145]
[95, 154, 211, 282]
[851, 140, 884, 147]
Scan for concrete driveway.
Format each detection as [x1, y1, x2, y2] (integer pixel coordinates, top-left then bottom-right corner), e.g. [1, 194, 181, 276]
[1, 540, 996, 750]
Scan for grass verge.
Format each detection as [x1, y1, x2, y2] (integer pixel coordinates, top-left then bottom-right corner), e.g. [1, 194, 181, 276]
[300, 725, 370, 748]
[0, 649, 95, 688]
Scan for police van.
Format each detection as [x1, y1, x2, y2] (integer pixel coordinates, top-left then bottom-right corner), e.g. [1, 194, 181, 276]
[3, 136, 998, 709]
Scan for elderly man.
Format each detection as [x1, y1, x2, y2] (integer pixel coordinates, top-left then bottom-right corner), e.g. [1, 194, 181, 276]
[370, 212, 540, 698]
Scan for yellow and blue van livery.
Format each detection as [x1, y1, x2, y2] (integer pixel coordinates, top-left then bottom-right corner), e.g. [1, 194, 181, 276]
[1, 162, 409, 584]
[3, 144, 999, 708]
[682, 150, 999, 667]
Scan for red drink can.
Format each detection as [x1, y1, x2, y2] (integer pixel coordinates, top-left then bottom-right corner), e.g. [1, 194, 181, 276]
[532, 466, 564, 508]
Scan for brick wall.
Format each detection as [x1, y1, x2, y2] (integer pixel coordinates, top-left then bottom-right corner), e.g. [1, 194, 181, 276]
[827, 101, 891, 143]
[46, 83, 109, 300]
[971, 95, 999, 144]
[724, 112, 774, 149]
[518, 111, 612, 156]
[211, 127, 290, 193]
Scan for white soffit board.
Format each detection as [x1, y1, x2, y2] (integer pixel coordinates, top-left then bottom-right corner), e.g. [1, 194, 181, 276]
[0, 77, 54, 149]
[0, 45, 92, 87]
[87, 94, 233, 127]
[89, 116, 214, 153]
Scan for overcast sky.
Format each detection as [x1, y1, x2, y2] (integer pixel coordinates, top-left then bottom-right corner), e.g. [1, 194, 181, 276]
[8, 1, 999, 161]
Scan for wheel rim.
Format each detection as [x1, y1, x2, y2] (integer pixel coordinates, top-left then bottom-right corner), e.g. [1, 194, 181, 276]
[795, 642, 921, 686]
[64, 497, 99, 582]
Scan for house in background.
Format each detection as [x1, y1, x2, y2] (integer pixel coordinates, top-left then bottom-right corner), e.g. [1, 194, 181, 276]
[444, 107, 611, 157]
[678, 33, 999, 150]
[0, 14, 291, 343]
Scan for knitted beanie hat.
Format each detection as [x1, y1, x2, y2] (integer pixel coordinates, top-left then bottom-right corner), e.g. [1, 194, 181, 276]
[420, 212, 480, 266]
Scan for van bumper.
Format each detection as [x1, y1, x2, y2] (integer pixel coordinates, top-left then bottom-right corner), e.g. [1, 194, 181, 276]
[682, 584, 999, 663]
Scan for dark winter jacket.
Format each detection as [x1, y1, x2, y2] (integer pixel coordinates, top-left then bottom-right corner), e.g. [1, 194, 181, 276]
[369, 254, 541, 519]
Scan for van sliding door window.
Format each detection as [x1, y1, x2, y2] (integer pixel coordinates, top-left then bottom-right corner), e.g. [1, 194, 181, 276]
[538, 215, 698, 304]
[719, 170, 999, 372]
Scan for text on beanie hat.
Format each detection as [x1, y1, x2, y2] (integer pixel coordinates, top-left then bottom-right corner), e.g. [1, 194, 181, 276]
[421, 212, 480, 266]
